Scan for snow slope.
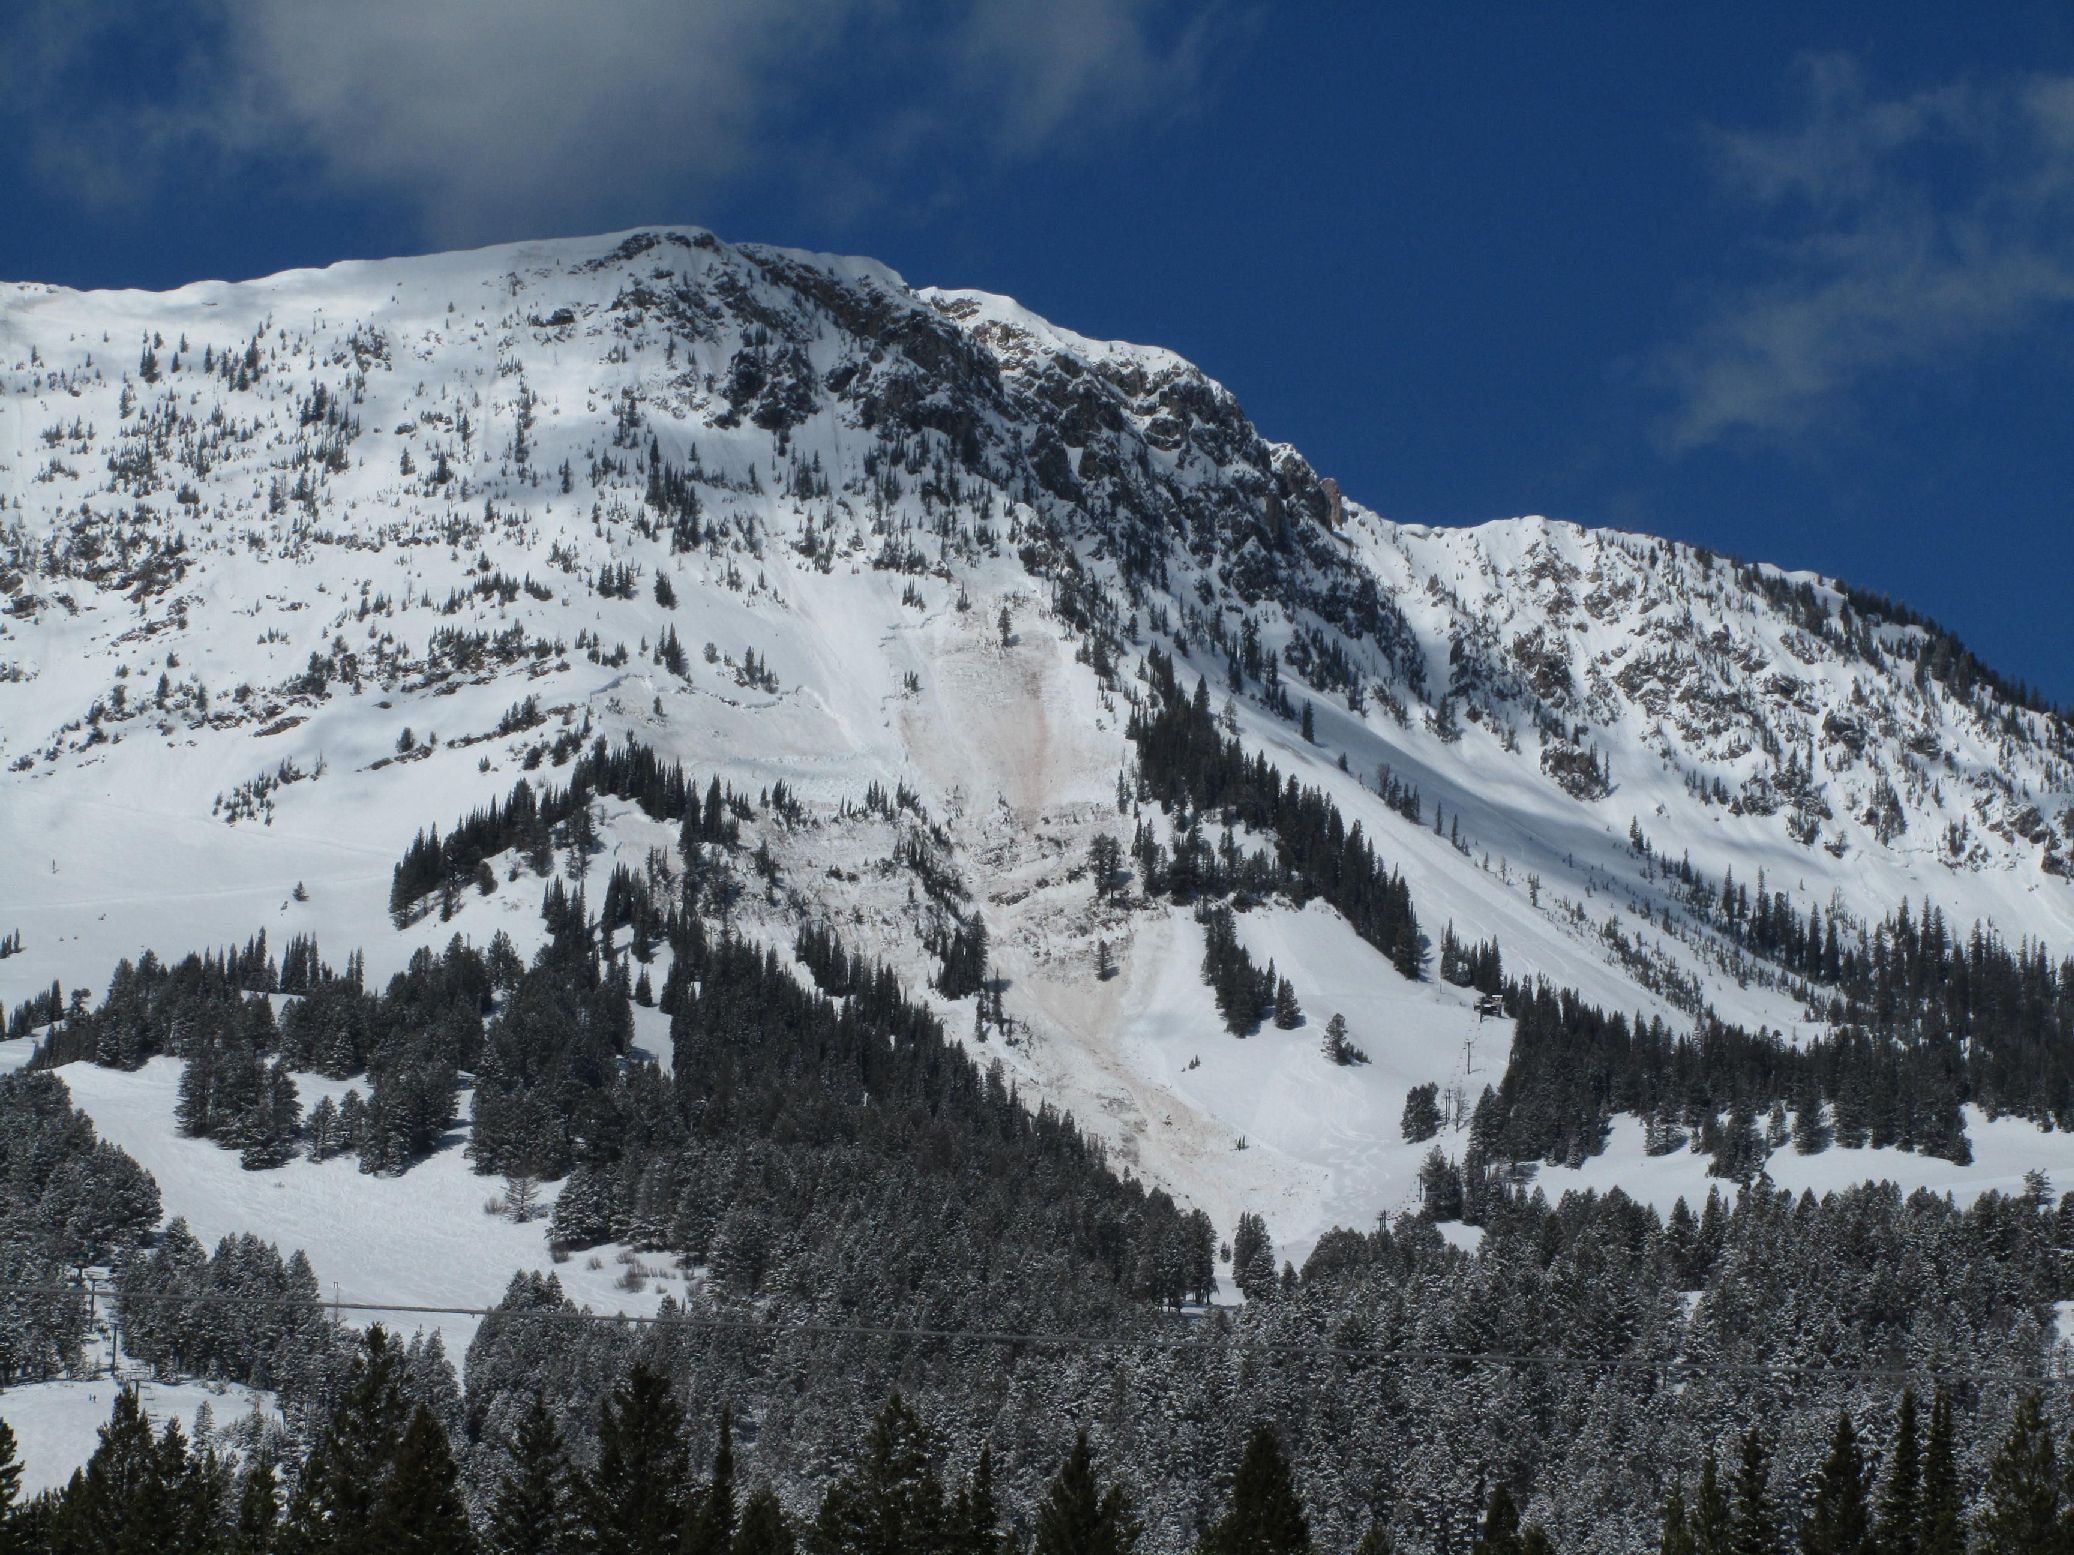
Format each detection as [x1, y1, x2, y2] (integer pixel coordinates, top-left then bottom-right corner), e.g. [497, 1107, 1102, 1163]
[0, 1379, 275, 1496]
[57, 1060, 674, 1356]
[2, 224, 2071, 1313]
[1535, 1105, 2074, 1213]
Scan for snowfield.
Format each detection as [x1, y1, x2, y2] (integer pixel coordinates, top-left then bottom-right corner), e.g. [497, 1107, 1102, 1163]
[0, 1378, 276, 1497]
[55, 1059, 673, 1357]
[1534, 1105, 2074, 1213]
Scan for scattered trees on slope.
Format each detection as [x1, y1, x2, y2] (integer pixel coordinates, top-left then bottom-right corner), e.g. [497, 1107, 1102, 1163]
[1127, 649, 1422, 981]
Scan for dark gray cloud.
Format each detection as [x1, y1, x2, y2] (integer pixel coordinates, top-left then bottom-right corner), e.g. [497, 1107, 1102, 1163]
[1656, 55, 2074, 451]
[7, 0, 1218, 242]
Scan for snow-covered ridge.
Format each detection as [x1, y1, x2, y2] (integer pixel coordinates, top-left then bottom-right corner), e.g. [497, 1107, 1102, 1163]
[923, 287, 1198, 381]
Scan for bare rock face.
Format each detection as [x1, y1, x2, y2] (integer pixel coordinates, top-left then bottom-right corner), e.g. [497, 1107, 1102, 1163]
[1540, 739, 1610, 802]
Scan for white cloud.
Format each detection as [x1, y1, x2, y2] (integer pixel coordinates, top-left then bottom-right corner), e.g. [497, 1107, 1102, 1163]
[1656, 55, 2074, 451]
[202, 0, 827, 238]
[8, 0, 1219, 243]
[953, 0, 1219, 154]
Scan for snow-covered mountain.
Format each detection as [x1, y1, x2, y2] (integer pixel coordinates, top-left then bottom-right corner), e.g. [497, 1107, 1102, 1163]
[4, 224, 2072, 1286]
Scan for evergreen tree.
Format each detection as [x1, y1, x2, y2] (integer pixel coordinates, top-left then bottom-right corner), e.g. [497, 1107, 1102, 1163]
[337, 1089, 368, 1154]
[736, 1487, 796, 1555]
[954, 1445, 1001, 1555]
[1322, 1012, 1366, 1065]
[1800, 1411, 1870, 1555]
[582, 1365, 690, 1555]
[0, 1418, 22, 1555]
[380, 1404, 475, 1555]
[1872, 1389, 1919, 1555]
[41, 1470, 89, 1555]
[1721, 1435, 1770, 1555]
[1974, 1392, 2058, 1554]
[1351, 1524, 1392, 1555]
[1199, 1424, 1311, 1555]
[1272, 979, 1302, 1031]
[486, 1397, 576, 1555]
[1658, 1483, 1695, 1555]
[1032, 1429, 1139, 1555]
[686, 1406, 739, 1555]
[808, 1394, 949, 1555]
[231, 1455, 280, 1555]
[176, 1043, 217, 1137]
[1232, 1212, 1277, 1300]
[169, 1422, 229, 1555]
[1916, 1393, 1963, 1555]
[1791, 1086, 1830, 1155]
[1417, 1146, 1465, 1221]
[1391, 917, 1423, 980]
[1199, 907, 1270, 1033]
[1087, 835, 1122, 900]
[237, 1057, 303, 1169]
[285, 1325, 409, 1555]
[1471, 1482, 1523, 1555]
[1401, 1084, 1442, 1143]
[306, 1095, 341, 1160]
[57, 1387, 172, 1555]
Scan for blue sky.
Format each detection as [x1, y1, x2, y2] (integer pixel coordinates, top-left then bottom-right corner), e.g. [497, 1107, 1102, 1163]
[4, 1, 2070, 699]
